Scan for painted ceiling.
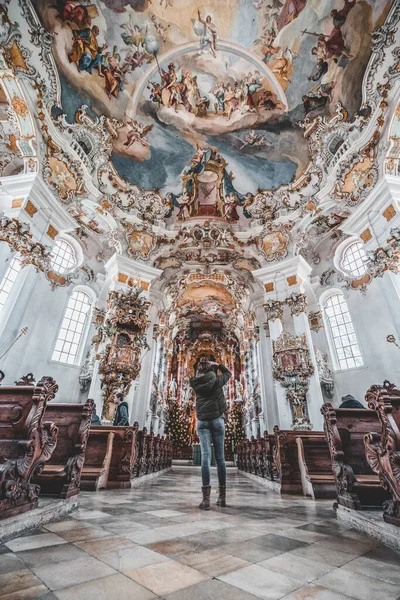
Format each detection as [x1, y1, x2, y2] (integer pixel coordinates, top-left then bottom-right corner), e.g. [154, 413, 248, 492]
[32, 0, 391, 210]
[0, 0, 399, 316]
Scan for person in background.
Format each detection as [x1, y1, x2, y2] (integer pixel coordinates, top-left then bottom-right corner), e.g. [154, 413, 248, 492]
[339, 394, 365, 409]
[113, 392, 130, 426]
[190, 357, 231, 510]
[91, 411, 102, 426]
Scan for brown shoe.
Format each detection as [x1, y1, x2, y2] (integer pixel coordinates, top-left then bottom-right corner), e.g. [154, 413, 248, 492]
[216, 485, 226, 507]
[199, 485, 211, 510]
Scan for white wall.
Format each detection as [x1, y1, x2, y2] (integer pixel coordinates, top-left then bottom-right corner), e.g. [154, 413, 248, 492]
[321, 276, 400, 406]
[0, 251, 96, 403]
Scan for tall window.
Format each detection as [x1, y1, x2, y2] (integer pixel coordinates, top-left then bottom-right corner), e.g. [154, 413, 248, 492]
[52, 291, 92, 364]
[0, 258, 21, 313]
[51, 240, 76, 274]
[324, 293, 364, 370]
[341, 241, 367, 278]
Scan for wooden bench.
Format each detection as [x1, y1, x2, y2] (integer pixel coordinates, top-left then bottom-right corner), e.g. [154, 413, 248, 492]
[273, 427, 333, 495]
[33, 399, 94, 498]
[135, 428, 148, 477]
[322, 403, 391, 510]
[85, 425, 138, 489]
[0, 377, 58, 519]
[80, 429, 115, 491]
[296, 434, 336, 499]
[364, 381, 400, 526]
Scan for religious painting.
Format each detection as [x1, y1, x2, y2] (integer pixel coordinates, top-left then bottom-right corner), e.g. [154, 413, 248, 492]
[262, 230, 288, 261]
[127, 228, 154, 258]
[155, 255, 181, 269]
[30, 0, 392, 221]
[179, 282, 234, 307]
[233, 257, 261, 271]
[48, 156, 79, 200]
[68, 199, 116, 235]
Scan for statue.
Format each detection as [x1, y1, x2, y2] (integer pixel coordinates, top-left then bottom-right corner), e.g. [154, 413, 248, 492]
[168, 377, 178, 399]
[235, 379, 244, 403]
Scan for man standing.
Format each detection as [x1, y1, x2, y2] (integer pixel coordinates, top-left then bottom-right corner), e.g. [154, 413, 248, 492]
[113, 392, 130, 426]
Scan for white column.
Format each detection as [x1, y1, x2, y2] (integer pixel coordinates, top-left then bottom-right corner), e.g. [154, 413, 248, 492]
[293, 310, 324, 430]
[254, 304, 277, 432]
[269, 315, 293, 429]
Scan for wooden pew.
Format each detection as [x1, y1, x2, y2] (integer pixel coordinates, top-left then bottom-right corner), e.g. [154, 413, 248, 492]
[146, 431, 155, 475]
[136, 427, 148, 477]
[86, 425, 138, 489]
[33, 399, 94, 498]
[364, 381, 400, 526]
[81, 429, 115, 491]
[0, 377, 58, 519]
[322, 403, 391, 510]
[296, 434, 336, 499]
[264, 432, 277, 481]
[273, 427, 333, 495]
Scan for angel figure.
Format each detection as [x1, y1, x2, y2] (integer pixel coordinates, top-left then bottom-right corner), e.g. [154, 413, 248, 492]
[272, 47, 294, 82]
[177, 191, 194, 220]
[124, 119, 153, 147]
[240, 130, 270, 149]
[192, 11, 217, 58]
[150, 14, 170, 42]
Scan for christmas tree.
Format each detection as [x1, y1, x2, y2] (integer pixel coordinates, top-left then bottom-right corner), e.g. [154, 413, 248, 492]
[225, 403, 245, 455]
[165, 401, 190, 448]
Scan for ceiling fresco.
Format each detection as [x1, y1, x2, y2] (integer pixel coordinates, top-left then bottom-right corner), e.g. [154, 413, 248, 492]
[0, 0, 399, 305]
[32, 0, 391, 207]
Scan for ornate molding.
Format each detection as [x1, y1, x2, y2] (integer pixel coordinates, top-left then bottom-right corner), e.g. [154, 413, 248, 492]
[0, 214, 51, 272]
[286, 292, 308, 316]
[263, 299, 284, 322]
[99, 287, 150, 420]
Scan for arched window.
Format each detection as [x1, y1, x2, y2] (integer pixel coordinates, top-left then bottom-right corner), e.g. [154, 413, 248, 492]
[341, 241, 367, 278]
[52, 290, 92, 364]
[323, 293, 364, 370]
[0, 257, 21, 313]
[51, 240, 76, 274]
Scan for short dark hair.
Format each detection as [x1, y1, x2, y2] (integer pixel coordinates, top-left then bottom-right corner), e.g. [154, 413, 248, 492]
[115, 392, 124, 402]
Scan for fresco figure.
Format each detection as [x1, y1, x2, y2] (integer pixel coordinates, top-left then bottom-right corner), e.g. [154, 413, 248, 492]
[124, 119, 153, 147]
[223, 192, 240, 222]
[68, 25, 106, 75]
[103, 52, 124, 98]
[177, 191, 194, 220]
[331, 0, 357, 28]
[194, 11, 218, 58]
[277, 0, 307, 31]
[57, 0, 97, 30]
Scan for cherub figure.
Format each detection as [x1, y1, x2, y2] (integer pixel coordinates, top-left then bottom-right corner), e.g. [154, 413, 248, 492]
[124, 119, 153, 147]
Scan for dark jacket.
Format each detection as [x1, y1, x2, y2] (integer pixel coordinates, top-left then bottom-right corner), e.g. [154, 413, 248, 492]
[190, 364, 231, 421]
[113, 401, 129, 426]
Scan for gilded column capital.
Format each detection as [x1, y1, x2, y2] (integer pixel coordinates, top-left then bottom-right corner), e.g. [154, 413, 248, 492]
[286, 292, 308, 316]
[263, 299, 284, 322]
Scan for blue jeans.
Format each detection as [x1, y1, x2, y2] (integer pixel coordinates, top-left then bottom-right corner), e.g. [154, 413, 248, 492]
[197, 417, 226, 487]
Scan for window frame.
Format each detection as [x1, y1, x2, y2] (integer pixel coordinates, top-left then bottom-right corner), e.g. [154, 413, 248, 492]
[320, 289, 366, 373]
[334, 236, 368, 280]
[0, 256, 22, 313]
[50, 286, 95, 367]
[50, 234, 84, 275]
[0, 253, 30, 339]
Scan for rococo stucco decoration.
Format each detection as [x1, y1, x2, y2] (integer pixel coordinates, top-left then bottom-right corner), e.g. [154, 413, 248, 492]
[272, 331, 315, 430]
[99, 286, 150, 420]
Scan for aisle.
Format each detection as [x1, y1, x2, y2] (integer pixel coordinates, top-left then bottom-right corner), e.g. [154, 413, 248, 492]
[1, 467, 400, 600]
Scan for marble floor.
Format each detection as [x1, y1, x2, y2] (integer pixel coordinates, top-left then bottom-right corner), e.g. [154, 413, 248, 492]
[1, 467, 400, 600]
